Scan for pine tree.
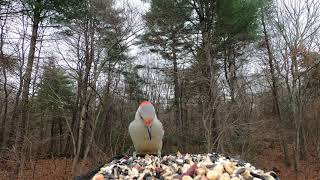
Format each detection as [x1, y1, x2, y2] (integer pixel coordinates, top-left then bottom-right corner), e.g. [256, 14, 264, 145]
[215, 0, 261, 102]
[34, 60, 75, 155]
[10, 0, 85, 151]
[123, 65, 146, 103]
[142, 0, 193, 149]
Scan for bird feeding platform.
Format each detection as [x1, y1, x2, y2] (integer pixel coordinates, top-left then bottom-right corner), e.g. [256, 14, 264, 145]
[75, 152, 279, 180]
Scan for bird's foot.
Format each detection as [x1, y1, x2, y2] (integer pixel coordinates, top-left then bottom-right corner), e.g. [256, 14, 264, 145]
[157, 150, 161, 158]
[133, 151, 137, 159]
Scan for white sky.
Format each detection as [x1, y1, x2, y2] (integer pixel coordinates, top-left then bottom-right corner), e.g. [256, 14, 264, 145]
[4, 0, 318, 98]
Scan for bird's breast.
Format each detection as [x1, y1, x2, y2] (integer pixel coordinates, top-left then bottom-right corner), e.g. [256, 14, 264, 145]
[129, 121, 163, 153]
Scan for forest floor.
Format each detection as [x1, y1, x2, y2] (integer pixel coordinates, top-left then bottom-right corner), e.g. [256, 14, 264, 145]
[0, 145, 319, 180]
[255, 145, 320, 180]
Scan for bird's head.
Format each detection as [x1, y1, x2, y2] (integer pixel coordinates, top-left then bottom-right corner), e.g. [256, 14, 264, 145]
[138, 101, 156, 127]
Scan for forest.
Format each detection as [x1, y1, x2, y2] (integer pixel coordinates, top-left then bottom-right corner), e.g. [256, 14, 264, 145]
[0, 0, 319, 179]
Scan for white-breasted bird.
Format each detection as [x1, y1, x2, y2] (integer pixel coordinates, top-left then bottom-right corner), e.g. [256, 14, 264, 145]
[129, 101, 164, 157]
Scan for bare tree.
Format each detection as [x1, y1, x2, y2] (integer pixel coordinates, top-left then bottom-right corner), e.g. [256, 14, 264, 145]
[6, 9, 29, 148]
[261, 5, 290, 166]
[273, 0, 320, 171]
[0, 1, 10, 147]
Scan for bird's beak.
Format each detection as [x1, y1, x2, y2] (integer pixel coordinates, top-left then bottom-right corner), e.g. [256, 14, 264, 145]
[144, 118, 153, 126]
[143, 118, 153, 140]
[146, 126, 152, 140]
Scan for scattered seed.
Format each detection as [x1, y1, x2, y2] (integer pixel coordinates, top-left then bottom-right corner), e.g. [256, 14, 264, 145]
[94, 153, 279, 180]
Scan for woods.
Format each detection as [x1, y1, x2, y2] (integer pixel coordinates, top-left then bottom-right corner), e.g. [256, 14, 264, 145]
[0, 0, 319, 179]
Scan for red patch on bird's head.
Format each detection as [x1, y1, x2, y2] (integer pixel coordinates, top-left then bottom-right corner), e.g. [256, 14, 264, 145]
[140, 101, 152, 107]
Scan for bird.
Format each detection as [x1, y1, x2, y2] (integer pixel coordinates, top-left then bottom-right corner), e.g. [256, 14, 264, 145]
[129, 101, 164, 158]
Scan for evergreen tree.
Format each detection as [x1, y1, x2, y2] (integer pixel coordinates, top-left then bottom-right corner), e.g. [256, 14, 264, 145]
[215, 0, 261, 102]
[216, 0, 261, 45]
[10, 0, 85, 150]
[36, 61, 75, 113]
[123, 65, 146, 104]
[142, 0, 193, 149]
[34, 60, 75, 155]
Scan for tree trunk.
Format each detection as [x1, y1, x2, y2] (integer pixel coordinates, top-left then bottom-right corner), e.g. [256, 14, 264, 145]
[72, 19, 93, 172]
[83, 18, 96, 161]
[83, 105, 102, 161]
[171, 31, 182, 150]
[31, 33, 44, 97]
[65, 107, 78, 156]
[0, 5, 9, 147]
[224, 47, 237, 103]
[202, 27, 217, 152]
[50, 117, 56, 155]
[6, 14, 27, 148]
[0, 61, 8, 146]
[58, 118, 63, 156]
[290, 49, 301, 172]
[261, 12, 291, 166]
[299, 124, 306, 160]
[6, 66, 24, 148]
[65, 52, 82, 157]
[17, 12, 40, 148]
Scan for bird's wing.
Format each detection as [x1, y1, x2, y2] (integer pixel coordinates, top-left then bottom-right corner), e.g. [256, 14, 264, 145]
[155, 118, 164, 138]
[128, 120, 135, 137]
[160, 122, 164, 138]
[129, 120, 146, 142]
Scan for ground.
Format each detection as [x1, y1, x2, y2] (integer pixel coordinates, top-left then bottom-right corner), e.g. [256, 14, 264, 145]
[256, 145, 320, 180]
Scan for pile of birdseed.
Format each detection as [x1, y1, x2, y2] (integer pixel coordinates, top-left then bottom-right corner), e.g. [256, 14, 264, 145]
[92, 153, 279, 180]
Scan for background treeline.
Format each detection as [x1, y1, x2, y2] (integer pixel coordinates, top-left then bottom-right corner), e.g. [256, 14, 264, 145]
[0, 0, 319, 178]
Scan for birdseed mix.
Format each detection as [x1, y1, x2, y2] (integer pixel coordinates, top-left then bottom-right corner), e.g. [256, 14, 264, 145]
[92, 152, 279, 180]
